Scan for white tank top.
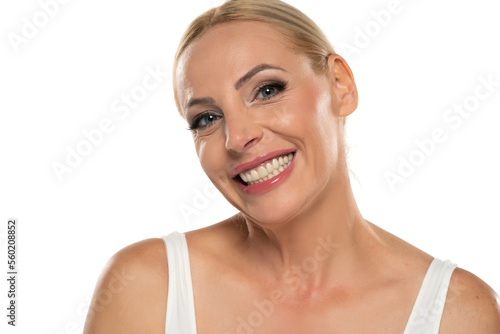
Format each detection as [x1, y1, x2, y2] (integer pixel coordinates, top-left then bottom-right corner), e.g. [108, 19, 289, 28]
[162, 231, 457, 334]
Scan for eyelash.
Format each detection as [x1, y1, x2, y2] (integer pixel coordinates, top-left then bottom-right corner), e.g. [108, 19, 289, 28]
[253, 80, 287, 102]
[188, 112, 221, 131]
[188, 80, 288, 131]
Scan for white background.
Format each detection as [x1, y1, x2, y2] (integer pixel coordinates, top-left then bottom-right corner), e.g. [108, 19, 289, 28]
[1, 0, 499, 332]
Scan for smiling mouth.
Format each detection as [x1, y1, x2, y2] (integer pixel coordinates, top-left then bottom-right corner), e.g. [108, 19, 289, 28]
[236, 152, 295, 186]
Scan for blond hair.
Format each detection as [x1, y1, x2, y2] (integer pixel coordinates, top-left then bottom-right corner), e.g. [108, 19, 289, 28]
[173, 0, 338, 116]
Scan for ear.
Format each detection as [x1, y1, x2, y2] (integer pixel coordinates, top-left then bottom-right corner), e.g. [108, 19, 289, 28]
[327, 54, 358, 117]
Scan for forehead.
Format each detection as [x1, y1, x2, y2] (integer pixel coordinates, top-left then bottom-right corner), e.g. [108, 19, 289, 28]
[175, 21, 306, 111]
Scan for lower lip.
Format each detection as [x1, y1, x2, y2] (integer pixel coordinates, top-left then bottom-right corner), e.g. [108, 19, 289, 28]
[236, 153, 297, 195]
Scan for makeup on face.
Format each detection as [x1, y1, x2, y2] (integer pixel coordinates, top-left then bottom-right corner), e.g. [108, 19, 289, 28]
[232, 150, 296, 195]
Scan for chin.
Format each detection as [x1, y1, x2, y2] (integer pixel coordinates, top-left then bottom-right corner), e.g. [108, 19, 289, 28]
[241, 192, 307, 227]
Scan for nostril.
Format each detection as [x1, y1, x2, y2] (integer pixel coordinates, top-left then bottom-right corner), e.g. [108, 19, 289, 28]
[243, 137, 258, 149]
[225, 134, 259, 152]
[224, 118, 263, 152]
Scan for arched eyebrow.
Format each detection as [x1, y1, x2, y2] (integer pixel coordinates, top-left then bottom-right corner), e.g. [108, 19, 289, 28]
[184, 64, 287, 111]
[234, 64, 287, 90]
[185, 97, 216, 111]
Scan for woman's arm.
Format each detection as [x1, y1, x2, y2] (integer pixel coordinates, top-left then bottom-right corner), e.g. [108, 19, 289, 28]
[83, 238, 169, 334]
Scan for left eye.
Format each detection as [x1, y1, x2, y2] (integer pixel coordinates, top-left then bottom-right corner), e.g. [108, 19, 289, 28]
[255, 82, 286, 101]
[188, 112, 222, 131]
[259, 86, 277, 99]
[198, 114, 220, 127]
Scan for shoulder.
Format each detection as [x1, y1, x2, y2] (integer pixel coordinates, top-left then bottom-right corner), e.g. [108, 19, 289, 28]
[185, 214, 247, 253]
[440, 267, 500, 333]
[83, 237, 169, 334]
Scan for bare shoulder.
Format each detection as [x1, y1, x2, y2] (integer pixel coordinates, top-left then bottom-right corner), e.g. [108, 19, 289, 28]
[185, 214, 247, 253]
[83, 238, 169, 334]
[440, 267, 500, 333]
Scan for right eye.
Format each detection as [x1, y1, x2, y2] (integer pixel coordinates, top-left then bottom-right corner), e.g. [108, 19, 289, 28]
[188, 112, 222, 131]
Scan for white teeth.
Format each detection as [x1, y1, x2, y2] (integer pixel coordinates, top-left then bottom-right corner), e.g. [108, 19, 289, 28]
[257, 166, 267, 178]
[266, 163, 273, 173]
[241, 173, 248, 182]
[238, 153, 294, 185]
[272, 159, 279, 169]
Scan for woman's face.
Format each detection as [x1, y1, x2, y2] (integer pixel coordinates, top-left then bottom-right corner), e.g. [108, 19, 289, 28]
[176, 21, 356, 225]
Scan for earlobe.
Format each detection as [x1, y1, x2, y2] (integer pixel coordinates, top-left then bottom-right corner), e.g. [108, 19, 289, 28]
[327, 54, 358, 117]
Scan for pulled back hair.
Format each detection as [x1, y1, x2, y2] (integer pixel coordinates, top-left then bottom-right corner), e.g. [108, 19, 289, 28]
[173, 0, 338, 116]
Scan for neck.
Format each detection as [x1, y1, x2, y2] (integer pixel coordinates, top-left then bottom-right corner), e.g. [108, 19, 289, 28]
[239, 167, 381, 294]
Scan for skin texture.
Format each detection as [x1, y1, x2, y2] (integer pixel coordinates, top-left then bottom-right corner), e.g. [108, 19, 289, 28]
[83, 21, 500, 333]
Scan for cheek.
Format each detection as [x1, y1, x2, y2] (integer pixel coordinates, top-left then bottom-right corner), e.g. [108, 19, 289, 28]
[263, 102, 298, 131]
[196, 135, 227, 182]
[291, 85, 340, 173]
[283, 84, 336, 141]
[315, 95, 339, 147]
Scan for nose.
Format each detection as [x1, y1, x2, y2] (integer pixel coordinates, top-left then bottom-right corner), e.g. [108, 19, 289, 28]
[224, 111, 263, 152]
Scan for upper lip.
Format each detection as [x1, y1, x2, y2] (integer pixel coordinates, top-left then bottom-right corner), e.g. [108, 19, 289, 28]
[231, 149, 296, 178]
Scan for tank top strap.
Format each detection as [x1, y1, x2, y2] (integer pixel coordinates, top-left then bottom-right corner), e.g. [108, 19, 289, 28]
[161, 231, 197, 334]
[403, 258, 457, 334]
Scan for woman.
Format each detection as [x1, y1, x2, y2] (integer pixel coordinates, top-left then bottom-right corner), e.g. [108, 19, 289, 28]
[84, 0, 500, 333]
